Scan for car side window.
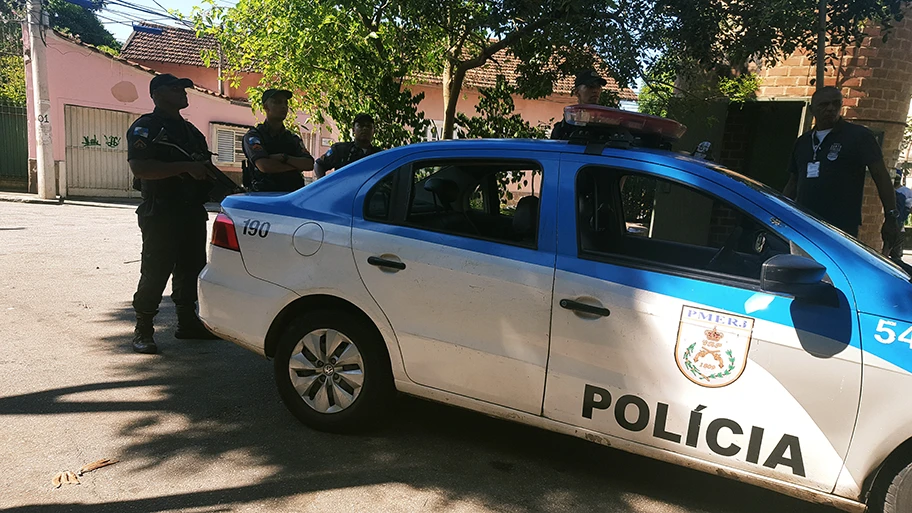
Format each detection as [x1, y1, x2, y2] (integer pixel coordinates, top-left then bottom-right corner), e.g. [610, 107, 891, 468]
[364, 172, 395, 221]
[577, 167, 791, 281]
[397, 160, 542, 247]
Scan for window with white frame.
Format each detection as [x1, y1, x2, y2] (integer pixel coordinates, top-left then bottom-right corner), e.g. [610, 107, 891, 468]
[212, 124, 249, 165]
[426, 119, 460, 141]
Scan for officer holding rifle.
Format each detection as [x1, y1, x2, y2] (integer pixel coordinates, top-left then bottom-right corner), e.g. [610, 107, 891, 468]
[125, 73, 239, 354]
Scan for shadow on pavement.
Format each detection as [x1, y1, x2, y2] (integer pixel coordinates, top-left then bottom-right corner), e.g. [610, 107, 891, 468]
[2, 305, 841, 513]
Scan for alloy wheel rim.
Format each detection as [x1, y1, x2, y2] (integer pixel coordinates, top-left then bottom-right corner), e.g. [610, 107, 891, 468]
[288, 329, 364, 414]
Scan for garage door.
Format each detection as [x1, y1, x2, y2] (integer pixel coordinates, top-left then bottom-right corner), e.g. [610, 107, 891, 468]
[65, 105, 140, 198]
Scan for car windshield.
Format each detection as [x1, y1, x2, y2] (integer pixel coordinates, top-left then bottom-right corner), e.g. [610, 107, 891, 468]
[697, 160, 911, 281]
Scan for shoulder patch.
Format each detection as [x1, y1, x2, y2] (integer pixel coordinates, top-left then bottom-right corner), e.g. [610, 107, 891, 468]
[133, 139, 147, 150]
[325, 148, 333, 156]
[248, 136, 262, 145]
[133, 126, 149, 138]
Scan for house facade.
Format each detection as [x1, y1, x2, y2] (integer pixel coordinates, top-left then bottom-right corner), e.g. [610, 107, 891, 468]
[22, 29, 268, 197]
[23, 22, 635, 199]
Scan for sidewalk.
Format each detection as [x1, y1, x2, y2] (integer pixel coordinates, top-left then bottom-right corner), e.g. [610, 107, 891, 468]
[0, 191, 221, 212]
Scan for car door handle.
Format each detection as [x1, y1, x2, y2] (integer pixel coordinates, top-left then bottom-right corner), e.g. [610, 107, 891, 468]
[560, 299, 610, 317]
[367, 256, 406, 271]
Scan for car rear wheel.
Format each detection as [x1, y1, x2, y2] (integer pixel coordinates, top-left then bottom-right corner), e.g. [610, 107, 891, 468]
[274, 310, 393, 432]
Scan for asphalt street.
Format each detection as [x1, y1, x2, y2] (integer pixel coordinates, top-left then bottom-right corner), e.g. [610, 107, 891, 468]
[0, 199, 846, 513]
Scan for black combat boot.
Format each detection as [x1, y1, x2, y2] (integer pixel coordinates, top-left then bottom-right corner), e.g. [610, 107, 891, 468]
[175, 305, 221, 340]
[133, 311, 158, 354]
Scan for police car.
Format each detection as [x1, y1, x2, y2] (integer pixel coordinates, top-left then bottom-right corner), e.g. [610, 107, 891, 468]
[198, 106, 912, 513]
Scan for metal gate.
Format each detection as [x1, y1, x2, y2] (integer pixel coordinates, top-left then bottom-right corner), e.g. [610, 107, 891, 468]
[0, 101, 28, 191]
[64, 104, 140, 197]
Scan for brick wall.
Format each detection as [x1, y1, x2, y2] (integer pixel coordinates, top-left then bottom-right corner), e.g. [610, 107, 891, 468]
[718, 104, 750, 173]
[758, 11, 912, 249]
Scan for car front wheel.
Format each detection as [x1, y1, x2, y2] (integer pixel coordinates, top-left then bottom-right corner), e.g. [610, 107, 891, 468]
[870, 458, 912, 513]
[274, 310, 393, 432]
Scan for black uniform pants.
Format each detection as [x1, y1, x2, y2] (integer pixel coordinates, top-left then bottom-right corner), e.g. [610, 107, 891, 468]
[132, 209, 208, 314]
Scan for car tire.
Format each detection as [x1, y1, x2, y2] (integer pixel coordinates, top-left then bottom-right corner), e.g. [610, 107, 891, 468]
[868, 463, 912, 513]
[273, 309, 393, 433]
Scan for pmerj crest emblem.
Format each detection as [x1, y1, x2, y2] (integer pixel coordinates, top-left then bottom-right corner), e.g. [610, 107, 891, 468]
[827, 143, 842, 161]
[675, 306, 754, 388]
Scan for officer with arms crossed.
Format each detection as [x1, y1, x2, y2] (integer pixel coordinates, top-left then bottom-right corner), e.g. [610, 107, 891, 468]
[314, 113, 382, 178]
[551, 69, 608, 140]
[126, 73, 220, 355]
[783, 86, 899, 249]
[242, 89, 314, 192]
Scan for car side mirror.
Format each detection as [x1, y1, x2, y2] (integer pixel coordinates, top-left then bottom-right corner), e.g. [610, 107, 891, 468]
[760, 254, 830, 299]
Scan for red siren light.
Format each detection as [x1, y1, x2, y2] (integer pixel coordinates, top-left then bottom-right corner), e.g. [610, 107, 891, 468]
[563, 105, 687, 141]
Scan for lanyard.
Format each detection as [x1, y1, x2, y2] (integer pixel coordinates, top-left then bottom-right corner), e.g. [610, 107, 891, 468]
[811, 131, 826, 161]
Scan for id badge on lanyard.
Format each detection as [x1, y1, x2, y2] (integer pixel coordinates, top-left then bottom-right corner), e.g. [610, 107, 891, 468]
[807, 132, 823, 179]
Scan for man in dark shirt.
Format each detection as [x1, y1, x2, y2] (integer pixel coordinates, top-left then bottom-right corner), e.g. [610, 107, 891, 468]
[784, 87, 898, 248]
[314, 113, 382, 178]
[126, 73, 220, 354]
[242, 89, 314, 192]
[551, 69, 607, 140]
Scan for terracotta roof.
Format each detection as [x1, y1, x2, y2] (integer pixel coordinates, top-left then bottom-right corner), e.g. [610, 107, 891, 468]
[50, 29, 244, 104]
[414, 51, 637, 101]
[121, 22, 216, 67]
[121, 23, 636, 101]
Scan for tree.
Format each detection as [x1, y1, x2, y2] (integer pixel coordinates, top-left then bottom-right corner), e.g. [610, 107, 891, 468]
[193, 0, 434, 148]
[638, 0, 910, 118]
[0, 1, 120, 105]
[197, 0, 910, 145]
[455, 75, 548, 140]
[48, 0, 121, 51]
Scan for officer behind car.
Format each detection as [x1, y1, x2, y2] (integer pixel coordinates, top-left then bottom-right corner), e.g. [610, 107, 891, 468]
[126, 73, 220, 354]
[551, 69, 608, 140]
[242, 89, 314, 192]
[314, 113, 382, 178]
[783, 86, 898, 246]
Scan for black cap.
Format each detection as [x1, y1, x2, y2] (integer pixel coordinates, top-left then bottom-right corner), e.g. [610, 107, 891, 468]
[574, 69, 607, 88]
[262, 89, 293, 103]
[149, 74, 193, 96]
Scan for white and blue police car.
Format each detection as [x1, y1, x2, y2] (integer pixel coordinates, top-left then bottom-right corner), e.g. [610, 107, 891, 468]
[199, 105, 912, 512]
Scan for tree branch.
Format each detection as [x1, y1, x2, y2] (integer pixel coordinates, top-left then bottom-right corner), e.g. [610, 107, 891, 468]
[455, 13, 560, 74]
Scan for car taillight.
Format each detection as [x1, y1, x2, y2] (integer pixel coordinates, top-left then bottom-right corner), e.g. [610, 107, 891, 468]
[211, 212, 240, 251]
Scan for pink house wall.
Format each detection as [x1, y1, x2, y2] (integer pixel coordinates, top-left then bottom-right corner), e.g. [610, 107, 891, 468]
[24, 31, 264, 169]
[128, 60, 264, 101]
[411, 83, 575, 133]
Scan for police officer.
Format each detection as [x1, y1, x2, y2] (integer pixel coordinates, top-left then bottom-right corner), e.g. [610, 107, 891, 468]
[783, 87, 898, 247]
[126, 73, 220, 354]
[242, 89, 314, 191]
[314, 113, 382, 178]
[551, 69, 607, 140]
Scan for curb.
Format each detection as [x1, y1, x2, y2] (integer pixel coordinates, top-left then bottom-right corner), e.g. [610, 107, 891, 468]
[0, 194, 221, 212]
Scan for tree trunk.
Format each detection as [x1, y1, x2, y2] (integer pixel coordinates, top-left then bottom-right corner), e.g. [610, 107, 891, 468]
[443, 62, 467, 139]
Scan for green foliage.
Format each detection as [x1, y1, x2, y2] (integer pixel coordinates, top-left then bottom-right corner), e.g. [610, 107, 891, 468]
[639, 51, 763, 120]
[903, 116, 912, 154]
[455, 75, 549, 139]
[48, 0, 121, 50]
[192, 0, 432, 148]
[193, 0, 910, 144]
[0, 54, 26, 105]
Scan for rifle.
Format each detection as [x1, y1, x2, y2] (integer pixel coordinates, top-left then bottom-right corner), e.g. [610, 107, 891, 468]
[151, 129, 246, 202]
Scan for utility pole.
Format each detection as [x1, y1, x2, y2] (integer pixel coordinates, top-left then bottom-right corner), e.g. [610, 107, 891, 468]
[816, 0, 827, 91]
[26, 0, 56, 199]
